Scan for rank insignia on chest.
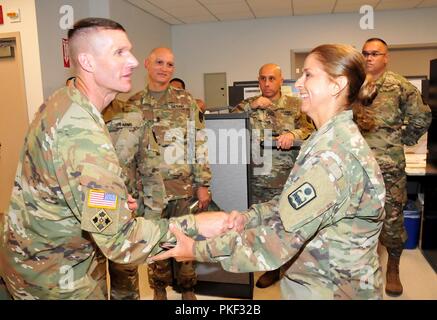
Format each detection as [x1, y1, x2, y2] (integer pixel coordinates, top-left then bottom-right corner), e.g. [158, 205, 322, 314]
[288, 182, 316, 210]
[91, 209, 113, 232]
[87, 189, 118, 210]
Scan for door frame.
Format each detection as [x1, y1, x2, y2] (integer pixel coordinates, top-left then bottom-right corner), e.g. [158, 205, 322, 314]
[0, 32, 28, 213]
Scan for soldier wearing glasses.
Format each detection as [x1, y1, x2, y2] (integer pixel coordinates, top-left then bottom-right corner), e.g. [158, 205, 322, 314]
[354, 38, 431, 297]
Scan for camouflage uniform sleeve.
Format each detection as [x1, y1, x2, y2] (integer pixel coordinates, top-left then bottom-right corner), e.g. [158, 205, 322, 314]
[105, 103, 141, 198]
[55, 110, 194, 265]
[241, 196, 281, 229]
[280, 98, 314, 140]
[229, 97, 254, 113]
[400, 80, 432, 146]
[191, 96, 212, 187]
[290, 111, 315, 140]
[193, 152, 348, 272]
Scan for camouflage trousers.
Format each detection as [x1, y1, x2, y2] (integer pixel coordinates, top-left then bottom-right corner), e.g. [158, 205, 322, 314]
[0, 277, 12, 300]
[148, 198, 197, 291]
[251, 186, 283, 205]
[379, 169, 408, 257]
[108, 261, 139, 300]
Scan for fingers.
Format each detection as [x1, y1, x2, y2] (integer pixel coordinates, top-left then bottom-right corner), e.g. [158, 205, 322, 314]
[277, 133, 293, 150]
[198, 199, 210, 211]
[228, 210, 246, 233]
[127, 194, 138, 211]
[169, 223, 185, 240]
[151, 249, 172, 262]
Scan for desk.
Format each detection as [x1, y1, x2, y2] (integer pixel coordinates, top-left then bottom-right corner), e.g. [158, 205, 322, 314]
[407, 163, 437, 273]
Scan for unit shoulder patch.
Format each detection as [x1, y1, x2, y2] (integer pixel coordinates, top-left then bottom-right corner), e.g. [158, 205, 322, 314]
[91, 209, 113, 232]
[288, 182, 316, 210]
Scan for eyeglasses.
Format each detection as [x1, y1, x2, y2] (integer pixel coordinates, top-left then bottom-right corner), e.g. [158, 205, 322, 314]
[362, 51, 386, 58]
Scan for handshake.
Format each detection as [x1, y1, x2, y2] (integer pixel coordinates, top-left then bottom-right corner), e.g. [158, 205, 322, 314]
[152, 210, 247, 262]
[195, 210, 247, 238]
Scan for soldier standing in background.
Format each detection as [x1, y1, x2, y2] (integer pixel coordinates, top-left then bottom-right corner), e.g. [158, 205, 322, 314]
[107, 47, 211, 300]
[231, 63, 314, 289]
[355, 38, 432, 297]
[0, 18, 229, 300]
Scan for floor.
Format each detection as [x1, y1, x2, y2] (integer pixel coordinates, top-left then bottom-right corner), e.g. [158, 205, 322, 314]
[138, 246, 437, 300]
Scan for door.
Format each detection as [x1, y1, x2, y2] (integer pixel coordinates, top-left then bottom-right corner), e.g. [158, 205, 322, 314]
[0, 32, 29, 213]
[204, 72, 227, 108]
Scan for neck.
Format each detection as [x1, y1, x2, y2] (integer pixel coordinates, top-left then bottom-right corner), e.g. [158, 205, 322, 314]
[148, 80, 168, 92]
[371, 69, 386, 81]
[310, 101, 344, 129]
[266, 92, 281, 102]
[75, 75, 115, 112]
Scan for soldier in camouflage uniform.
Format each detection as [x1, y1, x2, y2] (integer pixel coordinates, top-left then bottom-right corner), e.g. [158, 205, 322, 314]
[355, 38, 432, 297]
[153, 44, 387, 300]
[231, 64, 314, 288]
[0, 18, 227, 300]
[106, 48, 211, 300]
[102, 98, 150, 300]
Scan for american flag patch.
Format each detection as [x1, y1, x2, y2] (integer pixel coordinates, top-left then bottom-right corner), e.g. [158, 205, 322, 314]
[87, 189, 118, 209]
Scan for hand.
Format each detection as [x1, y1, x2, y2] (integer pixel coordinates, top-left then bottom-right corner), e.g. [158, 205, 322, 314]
[196, 187, 211, 211]
[276, 132, 294, 150]
[151, 224, 195, 262]
[195, 211, 235, 238]
[250, 96, 272, 110]
[228, 210, 247, 233]
[127, 194, 138, 212]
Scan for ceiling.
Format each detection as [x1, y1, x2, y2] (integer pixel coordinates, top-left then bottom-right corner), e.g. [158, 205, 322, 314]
[126, 0, 437, 25]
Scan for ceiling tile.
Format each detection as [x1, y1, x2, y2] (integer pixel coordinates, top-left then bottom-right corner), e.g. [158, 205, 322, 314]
[205, 2, 251, 14]
[215, 12, 255, 21]
[377, 0, 423, 11]
[293, 0, 337, 15]
[126, 0, 437, 25]
[247, 0, 293, 17]
[199, 0, 245, 4]
[417, 0, 437, 7]
[334, 0, 380, 13]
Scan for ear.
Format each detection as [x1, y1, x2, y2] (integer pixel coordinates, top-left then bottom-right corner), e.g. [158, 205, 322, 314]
[77, 53, 94, 73]
[331, 75, 348, 96]
[144, 58, 149, 69]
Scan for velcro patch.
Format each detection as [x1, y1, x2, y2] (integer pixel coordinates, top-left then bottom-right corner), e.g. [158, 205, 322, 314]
[288, 182, 316, 210]
[91, 209, 113, 232]
[87, 189, 118, 210]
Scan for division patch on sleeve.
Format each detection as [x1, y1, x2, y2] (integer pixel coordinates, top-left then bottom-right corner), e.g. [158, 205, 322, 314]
[91, 209, 113, 232]
[278, 163, 339, 232]
[288, 182, 316, 210]
[87, 189, 118, 210]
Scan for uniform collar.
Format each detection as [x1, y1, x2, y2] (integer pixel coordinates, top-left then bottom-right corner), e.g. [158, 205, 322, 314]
[143, 85, 172, 104]
[316, 110, 353, 135]
[66, 86, 105, 128]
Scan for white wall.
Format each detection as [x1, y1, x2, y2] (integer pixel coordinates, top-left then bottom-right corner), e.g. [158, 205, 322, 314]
[35, 0, 171, 105]
[172, 7, 437, 101]
[35, 0, 91, 101]
[0, 0, 43, 121]
[109, 0, 171, 99]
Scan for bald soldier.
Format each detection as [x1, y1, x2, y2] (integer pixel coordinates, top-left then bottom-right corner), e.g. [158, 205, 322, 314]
[106, 48, 211, 300]
[0, 18, 230, 300]
[231, 63, 314, 288]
